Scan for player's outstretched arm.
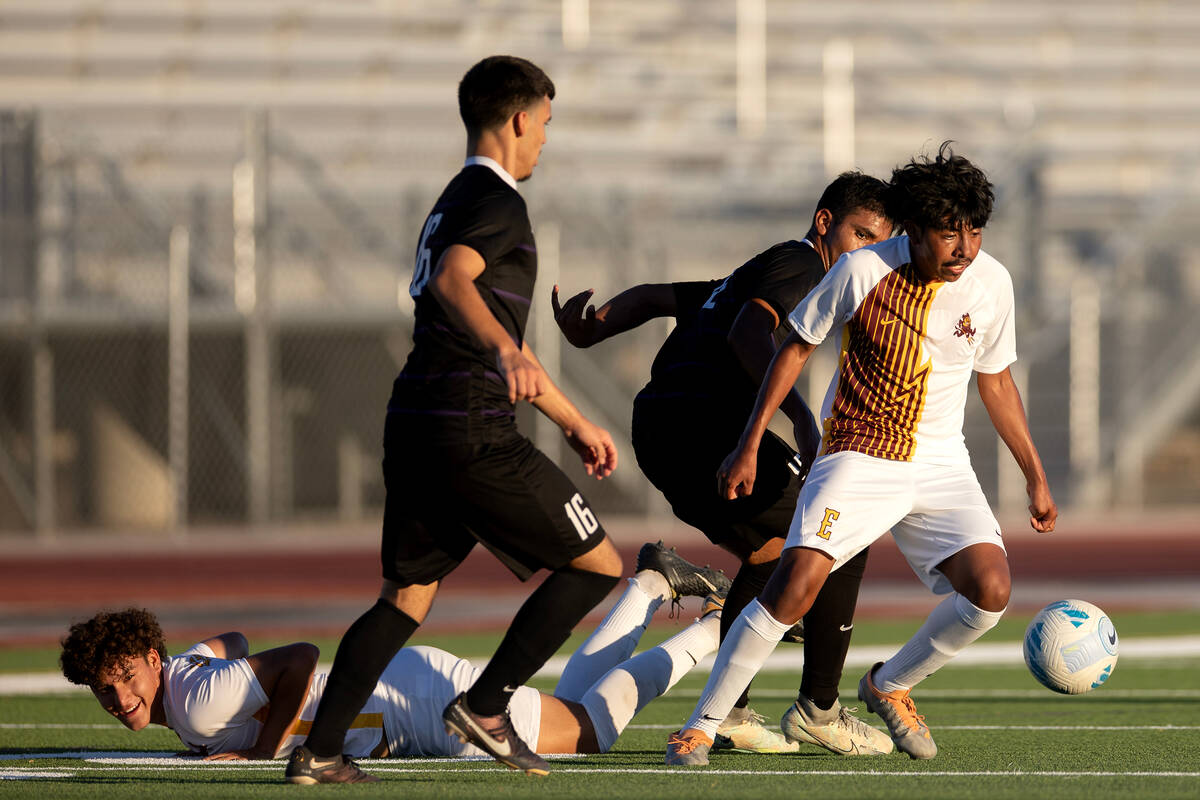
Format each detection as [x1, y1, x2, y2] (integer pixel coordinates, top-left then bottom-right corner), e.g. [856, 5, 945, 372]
[202, 643, 320, 761]
[198, 632, 249, 661]
[718, 332, 817, 499]
[552, 283, 677, 348]
[727, 299, 822, 467]
[430, 244, 548, 403]
[977, 368, 1058, 533]
[522, 341, 617, 479]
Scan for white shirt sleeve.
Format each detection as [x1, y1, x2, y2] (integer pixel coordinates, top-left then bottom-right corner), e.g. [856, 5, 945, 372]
[787, 249, 864, 345]
[169, 644, 269, 742]
[973, 265, 1017, 374]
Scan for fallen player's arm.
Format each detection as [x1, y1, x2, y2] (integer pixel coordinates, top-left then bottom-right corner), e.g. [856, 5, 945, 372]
[552, 283, 677, 347]
[202, 643, 320, 761]
[976, 367, 1058, 533]
[197, 632, 249, 661]
[727, 299, 822, 464]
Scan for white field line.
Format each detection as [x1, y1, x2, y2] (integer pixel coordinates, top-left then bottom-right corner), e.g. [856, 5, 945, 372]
[6, 635, 1200, 696]
[1, 763, 1198, 779]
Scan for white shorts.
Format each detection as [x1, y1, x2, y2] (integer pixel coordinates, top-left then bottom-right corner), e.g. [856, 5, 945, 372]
[783, 450, 1005, 594]
[376, 646, 542, 758]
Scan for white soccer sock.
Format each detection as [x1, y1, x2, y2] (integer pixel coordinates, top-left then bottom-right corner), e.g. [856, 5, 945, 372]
[553, 571, 669, 702]
[874, 592, 1005, 692]
[580, 613, 720, 753]
[684, 599, 792, 738]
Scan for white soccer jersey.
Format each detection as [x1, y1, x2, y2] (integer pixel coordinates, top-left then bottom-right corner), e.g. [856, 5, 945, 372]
[161, 643, 540, 759]
[789, 236, 1016, 465]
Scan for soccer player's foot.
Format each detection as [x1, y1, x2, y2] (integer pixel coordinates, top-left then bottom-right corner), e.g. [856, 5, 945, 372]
[857, 662, 937, 759]
[442, 692, 550, 776]
[713, 706, 799, 753]
[636, 541, 731, 599]
[283, 745, 380, 784]
[780, 694, 894, 756]
[664, 728, 713, 766]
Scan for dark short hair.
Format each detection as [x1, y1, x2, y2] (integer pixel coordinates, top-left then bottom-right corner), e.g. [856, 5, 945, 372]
[815, 171, 892, 226]
[886, 141, 994, 231]
[60, 608, 167, 687]
[458, 55, 555, 136]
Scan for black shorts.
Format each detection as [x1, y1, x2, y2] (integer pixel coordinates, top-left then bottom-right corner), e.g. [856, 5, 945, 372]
[632, 402, 802, 561]
[380, 420, 607, 585]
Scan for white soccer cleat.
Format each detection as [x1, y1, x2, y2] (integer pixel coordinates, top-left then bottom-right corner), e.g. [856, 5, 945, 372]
[780, 694, 894, 756]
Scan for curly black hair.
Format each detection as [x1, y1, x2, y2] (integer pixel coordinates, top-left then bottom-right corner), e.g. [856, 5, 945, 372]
[815, 170, 892, 226]
[459, 55, 555, 137]
[886, 141, 994, 231]
[60, 608, 167, 687]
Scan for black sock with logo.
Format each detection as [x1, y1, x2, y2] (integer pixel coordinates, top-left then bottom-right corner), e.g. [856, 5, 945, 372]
[800, 547, 869, 710]
[465, 567, 618, 716]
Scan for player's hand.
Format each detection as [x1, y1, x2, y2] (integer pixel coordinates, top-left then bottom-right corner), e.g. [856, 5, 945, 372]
[551, 285, 601, 348]
[203, 749, 269, 761]
[496, 347, 548, 403]
[563, 417, 618, 479]
[1027, 481, 1057, 533]
[717, 444, 757, 500]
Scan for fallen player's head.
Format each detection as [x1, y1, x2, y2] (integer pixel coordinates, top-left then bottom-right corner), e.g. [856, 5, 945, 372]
[60, 608, 168, 731]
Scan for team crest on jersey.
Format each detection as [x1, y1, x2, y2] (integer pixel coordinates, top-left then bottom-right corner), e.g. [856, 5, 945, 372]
[953, 313, 976, 344]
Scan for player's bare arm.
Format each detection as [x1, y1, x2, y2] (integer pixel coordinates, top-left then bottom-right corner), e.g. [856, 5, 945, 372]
[429, 243, 548, 403]
[727, 299, 822, 465]
[197, 632, 249, 661]
[203, 643, 320, 761]
[552, 283, 677, 348]
[522, 341, 618, 478]
[976, 368, 1058, 533]
[718, 332, 818, 500]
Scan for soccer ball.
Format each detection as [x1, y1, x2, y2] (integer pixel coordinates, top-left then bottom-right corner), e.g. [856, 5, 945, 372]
[1023, 599, 1118, 694]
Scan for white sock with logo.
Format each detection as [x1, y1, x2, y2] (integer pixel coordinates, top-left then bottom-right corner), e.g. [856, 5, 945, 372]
[684, 598, 792, 738]
[553, 571, 669, 702]
[581, 612, 720, 753]
[874, 592, 1005, 692]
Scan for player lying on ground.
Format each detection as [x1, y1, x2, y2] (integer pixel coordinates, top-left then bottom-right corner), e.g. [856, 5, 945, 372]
[665, 143, 1057, 766]
[59, 548, 733, 764]
[553, 172, 894, 756]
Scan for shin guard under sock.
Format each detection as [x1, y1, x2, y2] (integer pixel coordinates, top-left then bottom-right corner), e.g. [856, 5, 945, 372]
[723, 559, 776, 709]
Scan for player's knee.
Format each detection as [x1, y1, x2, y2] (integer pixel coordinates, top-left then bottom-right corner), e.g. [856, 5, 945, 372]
[967, 571, 1010, 613]
[569, 537, 623, 577]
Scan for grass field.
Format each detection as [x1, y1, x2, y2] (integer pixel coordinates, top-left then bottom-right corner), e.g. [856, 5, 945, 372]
[2, 611, 1198, 798]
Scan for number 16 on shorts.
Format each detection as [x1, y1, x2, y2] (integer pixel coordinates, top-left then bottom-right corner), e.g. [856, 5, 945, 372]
[564, 493, 599, 540]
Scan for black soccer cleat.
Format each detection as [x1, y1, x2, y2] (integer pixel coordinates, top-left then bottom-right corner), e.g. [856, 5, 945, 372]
[782, 617, 805, 644]
[636, 541, 731, 599]
[284, 745, 380, 784]
[442, 692, 550, 776]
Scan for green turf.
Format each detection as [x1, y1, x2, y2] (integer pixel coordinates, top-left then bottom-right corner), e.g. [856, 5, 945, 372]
[2, 616, 1198, 798]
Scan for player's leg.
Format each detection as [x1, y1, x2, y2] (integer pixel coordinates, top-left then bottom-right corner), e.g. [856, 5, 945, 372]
[666, 451, 908, 765]
[859, 463, 1008, 760]
[554, 603, 723, 754]
[441, 435, 620, 774]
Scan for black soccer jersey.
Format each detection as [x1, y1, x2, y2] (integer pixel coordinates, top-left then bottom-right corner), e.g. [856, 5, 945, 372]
[390, 162, 537, 443]
[636, 240, 826, 422]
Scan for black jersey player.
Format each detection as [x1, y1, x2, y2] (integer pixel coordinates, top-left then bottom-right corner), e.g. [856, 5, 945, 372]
[286, 56, 622, 784]
[553, 173, 894, 756]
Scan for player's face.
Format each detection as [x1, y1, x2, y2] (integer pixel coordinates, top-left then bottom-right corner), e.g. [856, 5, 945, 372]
[91, 650, 163, 731]
[908, 222, 982, 283]
[516, 95, 552, 182]
[824, 208, 892, 264]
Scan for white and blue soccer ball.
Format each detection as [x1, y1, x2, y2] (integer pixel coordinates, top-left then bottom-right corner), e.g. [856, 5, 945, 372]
[1023, 599, 1119, 694]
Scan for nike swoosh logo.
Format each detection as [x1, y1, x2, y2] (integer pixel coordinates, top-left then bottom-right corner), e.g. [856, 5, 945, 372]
[879, 317, 901, 327]
[697, 575, 716, 592]
[684, 650, 699, 667]
[839, 624, 854, 631]
[701, 715, 723, 722]
[1108, 633, 1117, 645]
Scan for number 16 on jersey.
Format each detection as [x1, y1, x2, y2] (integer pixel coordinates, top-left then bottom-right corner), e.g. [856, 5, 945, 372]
[410, 213, 443, 297]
